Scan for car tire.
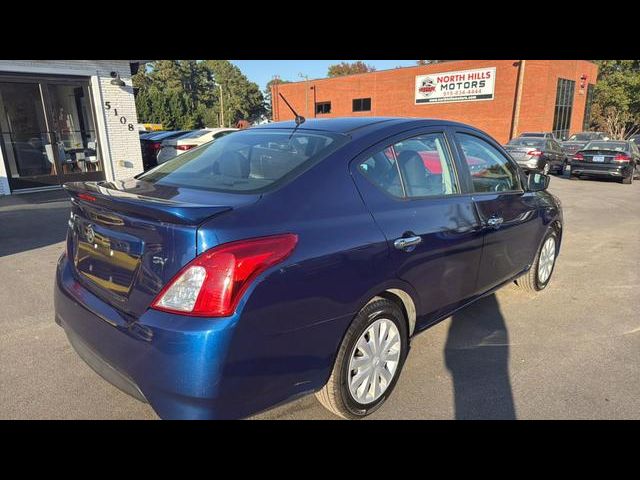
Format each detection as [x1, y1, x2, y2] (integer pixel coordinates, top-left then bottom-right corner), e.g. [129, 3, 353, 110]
[315, 298, 409, 419]
[622, 173, 633, 184]
[516, 230, 559, 293]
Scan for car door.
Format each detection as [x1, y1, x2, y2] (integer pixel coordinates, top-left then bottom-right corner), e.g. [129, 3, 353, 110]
[350, 128, 485, 326]
[450, 129, 541, 292]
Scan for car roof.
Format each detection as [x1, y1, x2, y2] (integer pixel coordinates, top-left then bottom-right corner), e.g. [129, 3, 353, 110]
[250, 117, 472, 137]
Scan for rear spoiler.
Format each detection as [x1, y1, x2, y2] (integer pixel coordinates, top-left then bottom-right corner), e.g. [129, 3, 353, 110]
[64, 182, 232, 225]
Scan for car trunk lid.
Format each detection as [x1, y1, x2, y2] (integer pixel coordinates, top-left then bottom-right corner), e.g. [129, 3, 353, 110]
[64, 180, 258, 318]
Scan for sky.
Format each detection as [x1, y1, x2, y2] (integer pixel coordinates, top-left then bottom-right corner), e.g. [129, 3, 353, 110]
[231, 60, 418, 91]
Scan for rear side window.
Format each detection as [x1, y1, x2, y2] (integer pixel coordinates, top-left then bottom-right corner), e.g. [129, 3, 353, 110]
[457, 133, 521, 193]
[358, 133, 459, 198]
[138, 129, 346, 193]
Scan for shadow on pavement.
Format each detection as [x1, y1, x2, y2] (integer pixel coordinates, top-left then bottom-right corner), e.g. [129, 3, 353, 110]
[444, 293, 516, 419]
[0, 190, 70, 257]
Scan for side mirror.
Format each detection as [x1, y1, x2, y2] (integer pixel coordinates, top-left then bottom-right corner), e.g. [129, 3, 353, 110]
[527, 172, 550, 192]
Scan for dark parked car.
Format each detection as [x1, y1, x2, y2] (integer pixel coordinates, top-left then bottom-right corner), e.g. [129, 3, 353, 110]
[560, 131, 609, 158]
[518, 132, 559, 140]
[504, 136, 568, 174]
[55, 117, 563, 419]
[571, 140, 639, 184]
[140, 130, 190, 170]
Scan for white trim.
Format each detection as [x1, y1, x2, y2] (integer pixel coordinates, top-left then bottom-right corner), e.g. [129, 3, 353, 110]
[0, 136, 9, 195]
[0, 62, 132, 78]
[91, 75, 115, 182]
[11, 185, 62, 194]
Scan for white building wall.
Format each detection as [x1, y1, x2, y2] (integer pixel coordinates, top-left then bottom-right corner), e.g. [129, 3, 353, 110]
[0, 60, 144, 195]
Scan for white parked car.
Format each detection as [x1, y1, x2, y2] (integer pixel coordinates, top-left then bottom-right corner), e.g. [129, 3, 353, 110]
[156, 128, 238, 164]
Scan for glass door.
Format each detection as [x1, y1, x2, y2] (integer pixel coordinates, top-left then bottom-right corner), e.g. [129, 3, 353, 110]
[0, 75, 105, 192]
[44, 82, 104, 184]
[0, 81, 59, 190]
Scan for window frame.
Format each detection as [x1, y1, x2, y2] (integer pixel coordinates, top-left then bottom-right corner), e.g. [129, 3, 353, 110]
[350, 126, 465, 202]
[352, 98, 372, 112]
[315, 101, 331, 115]
[448, 128, 525, 196]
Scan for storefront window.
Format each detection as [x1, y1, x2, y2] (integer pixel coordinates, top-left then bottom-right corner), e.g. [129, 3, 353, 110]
[552, 78, 575, 141]
[0, 76, 104, 191]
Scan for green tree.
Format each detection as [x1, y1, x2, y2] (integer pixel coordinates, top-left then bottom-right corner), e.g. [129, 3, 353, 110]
[590, 60, 640, 139]
[264, 77, 291, 119]
[327, 61, 376, 77]
[132, 60, 265, 129]
[203, 60, 266, 126]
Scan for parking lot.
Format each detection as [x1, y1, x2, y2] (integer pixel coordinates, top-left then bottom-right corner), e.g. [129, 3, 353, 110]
[1, 176, 639, 420]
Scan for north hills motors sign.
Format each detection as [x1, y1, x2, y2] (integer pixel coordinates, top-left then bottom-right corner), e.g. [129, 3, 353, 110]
[415, 67, 496, 104]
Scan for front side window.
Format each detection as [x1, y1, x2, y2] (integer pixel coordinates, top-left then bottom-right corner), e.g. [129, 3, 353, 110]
[138, 129, 346, 193]
[457, 133, 521, 193]
[358, 133, 458, 198]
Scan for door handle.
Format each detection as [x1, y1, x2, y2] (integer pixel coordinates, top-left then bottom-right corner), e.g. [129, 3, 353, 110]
[487, 216, 504, 229]
[393, 235, 422, 251]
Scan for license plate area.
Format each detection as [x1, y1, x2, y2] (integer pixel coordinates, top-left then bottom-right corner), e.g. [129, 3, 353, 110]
[593, 155, 605, 162]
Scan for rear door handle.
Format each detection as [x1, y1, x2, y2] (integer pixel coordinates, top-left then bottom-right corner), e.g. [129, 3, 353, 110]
[487, 216, 504, 229]
[394, 236, 422, 251]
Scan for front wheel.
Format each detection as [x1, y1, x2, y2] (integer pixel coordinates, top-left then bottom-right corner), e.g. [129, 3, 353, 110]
[516, 230, 559, 292]
[316, 298, 409, 419]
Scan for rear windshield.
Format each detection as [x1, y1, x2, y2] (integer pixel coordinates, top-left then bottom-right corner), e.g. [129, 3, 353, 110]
[569, 133, 600, 141]
[138, 129, 347, 193]
[520, 132, 545, 137]
[507, 138, 545, 148]
[176, 129, 212, 140]
[583, 141, 628, 152]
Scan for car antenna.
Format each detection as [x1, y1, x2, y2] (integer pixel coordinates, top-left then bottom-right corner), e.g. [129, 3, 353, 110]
[278, 92, 305, 126]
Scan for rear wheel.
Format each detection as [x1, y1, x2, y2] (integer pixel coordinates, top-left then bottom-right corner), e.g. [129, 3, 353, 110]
[622, 173, 633, 184]
[316, 298, 409, 419]
[516, 230, 558, 292]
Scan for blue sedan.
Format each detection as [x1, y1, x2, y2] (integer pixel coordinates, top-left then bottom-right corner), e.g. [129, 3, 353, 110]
[54, 117, 563, 419]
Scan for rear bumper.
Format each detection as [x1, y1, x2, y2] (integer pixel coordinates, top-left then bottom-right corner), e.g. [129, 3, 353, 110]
[571, 162, 632, 177]
[55, 253, 239, 419]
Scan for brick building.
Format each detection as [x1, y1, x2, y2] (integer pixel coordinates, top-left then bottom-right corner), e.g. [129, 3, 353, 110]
[0, 61, 145, 196]
[272, 60, 599, 145]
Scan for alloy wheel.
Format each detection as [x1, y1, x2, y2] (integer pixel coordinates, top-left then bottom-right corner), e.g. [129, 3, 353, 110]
[537, 236, 556, 284]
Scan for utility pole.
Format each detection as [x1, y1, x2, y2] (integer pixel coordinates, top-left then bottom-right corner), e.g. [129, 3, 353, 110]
[299, 73, 309, 118]
[218, 83, 225, 128]
[510, 60, 526, 140]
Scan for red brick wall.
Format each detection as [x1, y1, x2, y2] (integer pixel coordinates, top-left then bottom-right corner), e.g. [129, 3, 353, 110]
[272, 60, 598, 145]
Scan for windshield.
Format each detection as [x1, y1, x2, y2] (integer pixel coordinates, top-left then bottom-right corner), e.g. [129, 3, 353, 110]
[569, 133, 600, 141]
[176, 129, 213, 140]
[138, 129, 347, 193]
[507, 138, 545, 148]
[583, 141, 628, 152]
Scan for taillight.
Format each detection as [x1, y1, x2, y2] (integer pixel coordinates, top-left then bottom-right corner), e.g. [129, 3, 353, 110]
[613, 153, 631, 162]
[573, 153, 584, 161]
[527, 150, 543, 157]
[151, 234, 298, 317]
[176, 144, 197, 151]
[78, 192, 96, 202]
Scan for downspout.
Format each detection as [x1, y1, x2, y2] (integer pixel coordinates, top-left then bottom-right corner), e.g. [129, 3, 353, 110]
[510, 60, 526, 140]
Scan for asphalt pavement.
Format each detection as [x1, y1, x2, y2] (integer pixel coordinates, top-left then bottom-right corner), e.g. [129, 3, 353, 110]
[1, 176, 639, 420]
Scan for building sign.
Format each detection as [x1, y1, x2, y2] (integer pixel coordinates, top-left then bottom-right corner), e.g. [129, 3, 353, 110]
[415, 67, 496, 104]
